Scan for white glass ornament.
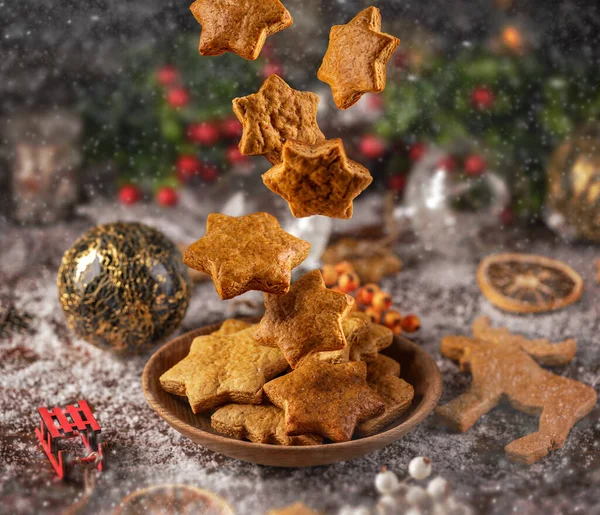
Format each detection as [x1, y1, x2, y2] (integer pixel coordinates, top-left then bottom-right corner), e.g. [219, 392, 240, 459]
[398, 146, 510, 260]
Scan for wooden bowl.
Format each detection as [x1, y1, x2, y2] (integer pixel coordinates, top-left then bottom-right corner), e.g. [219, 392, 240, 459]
[142, 320, 442, 467]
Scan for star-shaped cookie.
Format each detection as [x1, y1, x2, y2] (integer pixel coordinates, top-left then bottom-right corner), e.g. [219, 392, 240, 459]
[262, 139, 373, 219]
[211, 404, 322, 446]
[232, 75, 326, 164]
[159, 326, 289, 413]
[254, 269, 355, 368]
[190, 0, 293, 61]
[264, 359, 385, 442]
[183, 212, 310, 300]
[317, 7, 400, 110]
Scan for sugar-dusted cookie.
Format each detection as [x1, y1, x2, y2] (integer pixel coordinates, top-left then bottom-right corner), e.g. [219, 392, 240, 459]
[255, 270, 354, 369]
[316, 311, 370, 364]
[436, 316, 597, 464]
[317, 7, 399, 110]
[211, 404, 322, 446]
[268, 503, 320, 515]
[160, 326, 288, 413]
[183, 212, 310, 300]
[233, 75, 325, 164]
[264, 359, 384, 442]
[213, 319, 252, 336]
[190, 0, 293, 61]
[366, 353, 401, 382]
[262, 139, 373, 219]
[356, 376, 414, 437]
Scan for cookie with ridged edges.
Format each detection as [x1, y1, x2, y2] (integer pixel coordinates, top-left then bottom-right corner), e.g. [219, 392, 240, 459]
[233, 75, 325, 164]
[264, 359, 384, 442]
[183, 212, 310, 300]
[262, 138, 372, 219]
[211, 404, 322, 446]
[254, 270, 355, 369]
[159, 326, 288, 413]
[318, 6, 399, 110]
[190, 0, 293, 61]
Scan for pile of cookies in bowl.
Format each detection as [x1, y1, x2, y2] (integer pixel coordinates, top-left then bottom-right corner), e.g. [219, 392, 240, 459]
[159, 214, 415, 445]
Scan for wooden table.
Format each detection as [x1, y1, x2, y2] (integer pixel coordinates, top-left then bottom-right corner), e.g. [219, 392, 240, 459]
[1, 220, 599, 514]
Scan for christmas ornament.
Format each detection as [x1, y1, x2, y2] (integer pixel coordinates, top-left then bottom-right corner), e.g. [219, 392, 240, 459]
[470, 86, 495, 110]
[35, 400, 105, 479]
[359, 135, 387, 159]
[156, 65, 179, 86]
[166, 87, 190, 108]
[545, 123, 600, 242]
[118, 184, 142, 205]
[187, 122, 219, 146]
[402, 146, 510, 259]
[477, 253, 583, 314]
[115, 485, 234, 515]
[176, 155, 202, 182]
[220, 117, 243, 138]
[156, 186, 179, 207]
[57, 222, 191, 353]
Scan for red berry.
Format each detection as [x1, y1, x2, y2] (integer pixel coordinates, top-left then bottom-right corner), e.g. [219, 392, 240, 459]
[202, 163, 219, 182]
[118, 184, 142, 205]
[394, 50, 408, 68]
[156, 186, 179, 207]
[436, 155, 457, 172]
[176, 154, 202, 183]
[359, 135, 386, 159]
[156, 65, 178, 86]
[366, 94, 384, 111]
[464, 154, 487, 176]
[388, 175, 406, 193]
[471, 86, 495, 110]
[187, 122, 219, 146]
[166, 87, 190, 108]
[226, 145, 248, 165]
[221, 117, 243, 138]
[262, 61, 284, 79]
[409, 142, 426, 162]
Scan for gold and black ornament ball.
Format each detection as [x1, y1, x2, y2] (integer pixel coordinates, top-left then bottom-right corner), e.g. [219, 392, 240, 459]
[57, 222, 192, 353]
[546, 123, 600, 242]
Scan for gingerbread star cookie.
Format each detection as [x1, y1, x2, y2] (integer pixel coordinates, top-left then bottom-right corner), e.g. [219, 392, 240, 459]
[356, 355, 414, 436]
[316, 311, 370, 364]
[211, 404, 322, 446]
[159, 326, 288, 413]
[232, 75, 325, 164]
[262, 139, 373, 219]
[183, 212, 310, 300]
[318, 7, 400, 110]
[213, 318, 252, 336]
[190, 0, 293, 61]
[264, 359, 384, 442]
[254, 270, 355, 368]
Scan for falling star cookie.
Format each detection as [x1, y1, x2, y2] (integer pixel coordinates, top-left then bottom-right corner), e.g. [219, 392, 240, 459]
[232, 75, 325, 164]
[183, 212, 310, 300]
[254, 270, 355, 369]
[190, 0, 293, 60]
[318, 6, 399, 109]
[262, 139, 373, 219]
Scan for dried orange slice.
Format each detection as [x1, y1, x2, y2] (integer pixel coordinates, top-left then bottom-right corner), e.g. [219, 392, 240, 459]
[477, 253, 583, 313]
[115, 484, 234, 515]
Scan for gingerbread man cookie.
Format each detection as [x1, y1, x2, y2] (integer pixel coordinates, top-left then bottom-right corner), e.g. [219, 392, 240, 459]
[436, 316, 597, 464]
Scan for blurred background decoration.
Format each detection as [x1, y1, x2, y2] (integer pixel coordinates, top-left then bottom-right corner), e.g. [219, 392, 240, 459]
[0, 0, 599, 250]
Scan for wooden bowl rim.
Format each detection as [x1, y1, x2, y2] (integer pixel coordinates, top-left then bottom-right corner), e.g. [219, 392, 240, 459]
[142, 320, 443, 454]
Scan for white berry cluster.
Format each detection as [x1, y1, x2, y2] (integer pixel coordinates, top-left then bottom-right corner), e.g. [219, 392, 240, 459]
[338, 457, 473, 515]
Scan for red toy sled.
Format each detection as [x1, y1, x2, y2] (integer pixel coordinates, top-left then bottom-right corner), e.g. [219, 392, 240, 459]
[35, 400, 105, 479]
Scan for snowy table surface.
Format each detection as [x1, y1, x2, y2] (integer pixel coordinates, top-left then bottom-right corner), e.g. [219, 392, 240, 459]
[1, 218, 599, 515]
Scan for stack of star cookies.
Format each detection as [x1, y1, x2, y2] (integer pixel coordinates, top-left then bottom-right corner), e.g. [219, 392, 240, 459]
[160, 212, 414, 444]
[159, 3, 409, 445]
